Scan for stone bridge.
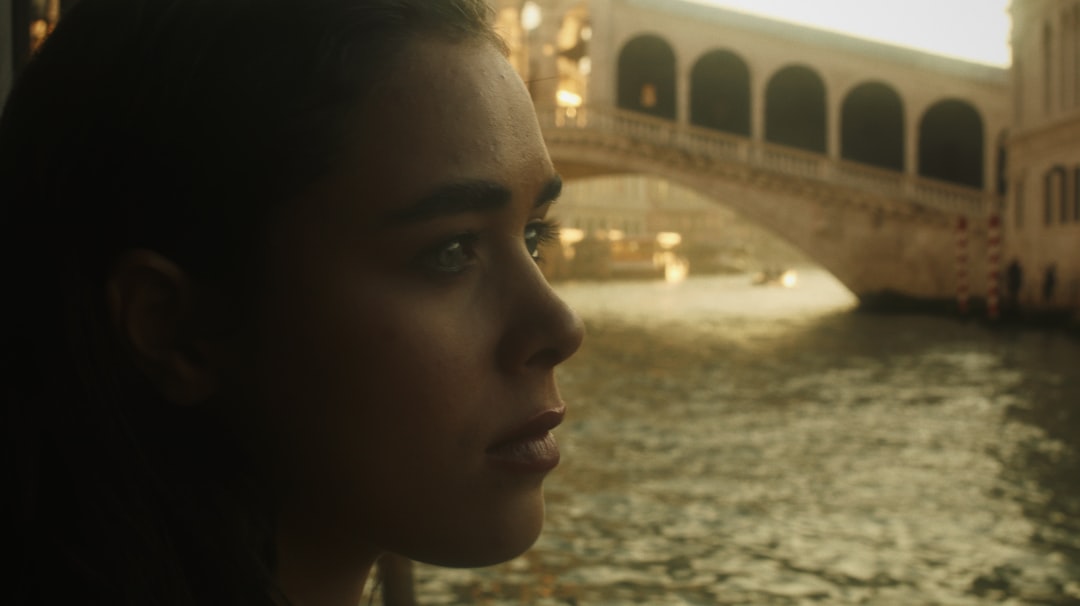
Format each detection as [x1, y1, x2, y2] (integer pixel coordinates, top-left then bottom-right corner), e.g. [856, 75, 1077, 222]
[492, 0, 1012, 306]
[539, 105, 999, 305]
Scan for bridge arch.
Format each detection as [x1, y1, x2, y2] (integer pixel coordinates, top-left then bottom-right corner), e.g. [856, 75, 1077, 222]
[540, 106, 985, 301]
[689, 49, 751, 136]
[918, 99, 984, 189]
[765, 64, 827, 154]
[617, 34, 677, 120]
[841, 81, 904, 171]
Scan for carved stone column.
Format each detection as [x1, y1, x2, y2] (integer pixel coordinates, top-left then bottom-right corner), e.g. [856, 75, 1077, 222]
[904, 104, 918, 177]
[584, 0, 613, 108]
[827, 87, 841, 160]
[676, 58, 689, 125]
[751, 69, 767, 141]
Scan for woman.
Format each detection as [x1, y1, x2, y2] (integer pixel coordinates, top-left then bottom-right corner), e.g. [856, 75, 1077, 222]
[0, 0, 584, 604]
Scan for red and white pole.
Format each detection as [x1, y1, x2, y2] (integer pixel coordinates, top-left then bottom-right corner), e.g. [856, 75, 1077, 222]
[986, 213, 1002, 320]
[955, 216, 970, 315]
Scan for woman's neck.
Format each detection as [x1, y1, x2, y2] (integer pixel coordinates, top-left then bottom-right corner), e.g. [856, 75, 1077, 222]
[275, 519, 381, 606]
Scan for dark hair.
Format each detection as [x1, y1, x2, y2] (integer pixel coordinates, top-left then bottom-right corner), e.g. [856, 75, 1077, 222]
[0, 1, 500, 604]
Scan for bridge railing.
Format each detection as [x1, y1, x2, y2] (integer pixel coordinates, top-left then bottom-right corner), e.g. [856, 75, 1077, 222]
[539, 105, 997, 217]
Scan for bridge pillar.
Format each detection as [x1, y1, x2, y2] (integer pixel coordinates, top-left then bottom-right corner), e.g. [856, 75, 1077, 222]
[584, 0, 614, 108]
[677, 63, 689, 124]
[751, 72, 766, 141]
[827, 89, 841, 160]
[983, 120, 1002, 193]
[904, 113, 918, 177]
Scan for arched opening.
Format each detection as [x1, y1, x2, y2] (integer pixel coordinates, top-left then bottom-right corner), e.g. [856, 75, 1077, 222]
[918, 100, 984, 189]
[1073, 167, 1080, 222]
[765, 65, 826, 153]
[617, 34, 676, 120]
[1045, 166, 1067, 225]
[841, 82, 904, 171]
[690, 50, 750, 136]
[544, 174, 834, 283]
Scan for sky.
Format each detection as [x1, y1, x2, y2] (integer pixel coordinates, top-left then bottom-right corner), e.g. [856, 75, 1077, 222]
[691, 0, 1012, 67]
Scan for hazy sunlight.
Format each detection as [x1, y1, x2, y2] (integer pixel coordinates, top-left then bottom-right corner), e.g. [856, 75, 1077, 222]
[690, 0, 1011, 67]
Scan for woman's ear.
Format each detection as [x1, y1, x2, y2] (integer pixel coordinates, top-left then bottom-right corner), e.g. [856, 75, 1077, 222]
[107, 249, 221, 405]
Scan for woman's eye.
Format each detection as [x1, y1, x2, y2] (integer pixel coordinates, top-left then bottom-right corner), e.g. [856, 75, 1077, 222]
[421, 234, 479, 274]
[524, 220, 561, 261]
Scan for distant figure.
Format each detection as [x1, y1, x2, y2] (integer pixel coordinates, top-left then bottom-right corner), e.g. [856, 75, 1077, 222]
[1043, 263, 1058, 304]
[1005, 258, 1023, 310]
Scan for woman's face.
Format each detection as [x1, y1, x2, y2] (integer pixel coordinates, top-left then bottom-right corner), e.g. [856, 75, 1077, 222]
[247, 37, 584, 569]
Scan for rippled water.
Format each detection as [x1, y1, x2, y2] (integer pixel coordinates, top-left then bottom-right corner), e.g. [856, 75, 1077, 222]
[412, 271, 1080, 605]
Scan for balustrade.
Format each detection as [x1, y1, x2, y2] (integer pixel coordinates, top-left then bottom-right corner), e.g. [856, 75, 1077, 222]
[538, 105, 996, 217]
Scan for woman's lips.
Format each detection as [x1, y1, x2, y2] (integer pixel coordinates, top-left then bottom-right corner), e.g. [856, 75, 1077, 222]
[486, 406, 565, 473]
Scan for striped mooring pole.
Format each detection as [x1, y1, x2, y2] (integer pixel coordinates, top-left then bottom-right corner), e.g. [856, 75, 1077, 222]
[986, 213, 1002, 320]
[955, 215, 970, 315]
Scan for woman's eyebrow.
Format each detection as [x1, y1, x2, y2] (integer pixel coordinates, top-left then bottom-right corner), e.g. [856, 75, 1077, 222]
[383, 180, 512, 226]
[535, 175, 563, 208]
[383, 175, 563, 227]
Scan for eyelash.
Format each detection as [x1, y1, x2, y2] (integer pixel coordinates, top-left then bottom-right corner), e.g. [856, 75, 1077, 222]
[421, 219, 561, 275]
[526, 219, 561, 262]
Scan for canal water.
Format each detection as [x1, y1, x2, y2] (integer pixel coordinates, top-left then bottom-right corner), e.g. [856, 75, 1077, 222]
[411, 270, 1080, 605]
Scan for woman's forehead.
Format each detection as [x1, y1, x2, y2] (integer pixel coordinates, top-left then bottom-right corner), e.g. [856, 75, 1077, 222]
[380, 38, 536, 144]
[353, 38, 550, 193]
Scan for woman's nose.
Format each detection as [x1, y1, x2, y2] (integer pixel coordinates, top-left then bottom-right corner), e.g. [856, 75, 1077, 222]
[525, 288, 585, 370]
[498, 266, 585, 373]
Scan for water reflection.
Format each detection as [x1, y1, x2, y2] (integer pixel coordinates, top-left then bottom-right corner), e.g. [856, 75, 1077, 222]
[992, 334, 1080, 603]
[414, 271, 1080, 605]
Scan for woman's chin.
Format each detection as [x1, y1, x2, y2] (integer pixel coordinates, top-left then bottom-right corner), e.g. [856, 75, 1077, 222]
[417, 535, 542, 569]
[406, 497, 547, 568]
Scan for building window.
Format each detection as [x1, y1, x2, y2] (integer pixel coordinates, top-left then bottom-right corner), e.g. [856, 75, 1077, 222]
[1074, 167, 1080, 221]
[1066, 169, 1076, 223]
[1044, 187, 1052, 226]
[1045, 166, 1066, 226]
[1015, 177, 1025, 230]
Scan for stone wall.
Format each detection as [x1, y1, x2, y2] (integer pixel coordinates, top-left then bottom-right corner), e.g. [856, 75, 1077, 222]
[1007, 0, 1080, 314]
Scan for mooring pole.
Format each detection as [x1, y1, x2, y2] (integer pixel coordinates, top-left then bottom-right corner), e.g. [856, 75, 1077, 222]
[955, 215, 970, 315]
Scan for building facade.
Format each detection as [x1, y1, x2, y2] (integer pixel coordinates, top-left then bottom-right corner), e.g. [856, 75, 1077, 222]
[1008, 0, 1080, 313]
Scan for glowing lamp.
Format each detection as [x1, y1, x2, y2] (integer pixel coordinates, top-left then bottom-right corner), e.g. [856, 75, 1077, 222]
[556, 89, 583, 107]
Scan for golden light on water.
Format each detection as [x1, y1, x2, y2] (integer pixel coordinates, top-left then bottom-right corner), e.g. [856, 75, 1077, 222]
[664, 257, 690, 283]
[656, 232, 682, 250]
